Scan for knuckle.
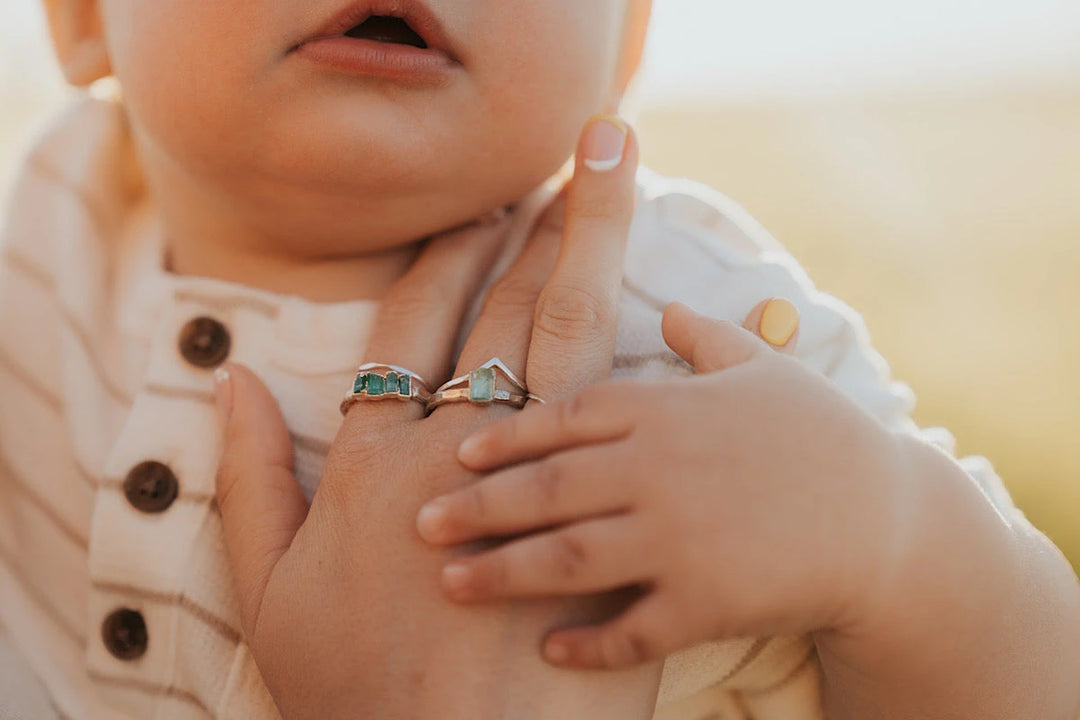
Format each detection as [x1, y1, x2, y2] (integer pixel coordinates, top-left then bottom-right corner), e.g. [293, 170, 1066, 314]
[382, 283, 444, 325]
[476, 552, 508, 595]
[554, 390, 592, 434]
[549, 532, 589, 581]
[485, 273, 541, 314]
[214, 457, 241, 514]
[534, 284, 614, 344]
[467, 483, 489, 522]
[534, 460, 565, 511]
[600, 627, 651, 668]
[568, 191, 628, 224]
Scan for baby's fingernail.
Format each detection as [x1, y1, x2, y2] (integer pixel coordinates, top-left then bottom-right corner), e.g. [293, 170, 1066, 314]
[581, 116, 628, 173]
[442, 564, 472, 596]
[545, 639, 570, 664]
[458, 433, 486, 464]
[759, 298, 800, 347]
[213, 365, 233, 427]
[416, 500, 448, 540]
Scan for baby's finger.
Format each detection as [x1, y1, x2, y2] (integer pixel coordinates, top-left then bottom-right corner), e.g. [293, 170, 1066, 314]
[457, 382, 638, 471]
[438, 515, 652, 603]
[417, 444, 633, 545]
[742, 298, 801, 354]
[543, 594, 691, 670]
[661, 302, 774, 375]
[526, 116, 639, 399]
[349, 218, 509, 420]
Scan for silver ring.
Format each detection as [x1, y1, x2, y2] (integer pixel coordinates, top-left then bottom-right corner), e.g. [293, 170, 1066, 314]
[340, 363, 433, 415]
[426, 358, 543, 414]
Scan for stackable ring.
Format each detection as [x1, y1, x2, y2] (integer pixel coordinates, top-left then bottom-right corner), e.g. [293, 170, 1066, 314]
[340, 363, 433, 415]
[426, 358, 545, 414]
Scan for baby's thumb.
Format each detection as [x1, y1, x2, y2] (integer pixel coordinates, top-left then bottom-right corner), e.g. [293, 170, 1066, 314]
[662, 302, 772, 374]
[213, 362, 308, 640]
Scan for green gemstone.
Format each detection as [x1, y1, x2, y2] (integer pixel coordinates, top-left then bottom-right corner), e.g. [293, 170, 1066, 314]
[385, 372, 400, 395]
[469, 368, 496, 402]
[353, 374, 367, 394]
[367, 374, 385, 396]
[398, 374, 412, 397]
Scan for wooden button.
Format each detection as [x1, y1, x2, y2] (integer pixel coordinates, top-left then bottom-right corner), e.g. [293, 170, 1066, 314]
[101, 608, 148, 661]
[123, 461, 179, 514]
[177, 317, 231, 368]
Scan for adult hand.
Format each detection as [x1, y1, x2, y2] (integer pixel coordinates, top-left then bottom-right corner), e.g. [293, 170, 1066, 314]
[212, 116, 664, 720]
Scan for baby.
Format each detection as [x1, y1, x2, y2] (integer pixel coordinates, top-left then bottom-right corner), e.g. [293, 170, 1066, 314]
[1, 0, 1078, 718]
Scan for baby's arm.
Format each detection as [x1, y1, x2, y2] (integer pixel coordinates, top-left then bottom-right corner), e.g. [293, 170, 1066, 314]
[818, 432, 1080, 719]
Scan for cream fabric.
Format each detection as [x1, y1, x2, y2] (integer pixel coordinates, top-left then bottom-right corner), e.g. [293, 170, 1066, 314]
[0, 94, 1016, 720]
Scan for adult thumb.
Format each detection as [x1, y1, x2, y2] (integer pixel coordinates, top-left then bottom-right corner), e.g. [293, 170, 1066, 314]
[213, 362, 308, 640]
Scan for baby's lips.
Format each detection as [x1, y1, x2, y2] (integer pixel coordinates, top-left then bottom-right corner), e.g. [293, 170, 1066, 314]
[298, 0, 460, 62]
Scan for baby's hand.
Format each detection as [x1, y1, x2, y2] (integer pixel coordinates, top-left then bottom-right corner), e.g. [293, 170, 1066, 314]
[415, 300, 910, 669]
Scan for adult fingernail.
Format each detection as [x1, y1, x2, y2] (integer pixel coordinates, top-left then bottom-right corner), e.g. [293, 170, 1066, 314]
[416, 499, 448, 540]
[581, 115, 628, 173]
[759, 298, 800, 347]
[213, 365, 233, 427]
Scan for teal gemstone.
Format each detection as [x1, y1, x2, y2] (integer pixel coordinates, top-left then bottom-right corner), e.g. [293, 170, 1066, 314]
[353, 374, 367, 394]
[469, 368, 496, 402]
[367, 374, 385, 396]
[398, 374, 412, 397]
[385, 372, 400, 395]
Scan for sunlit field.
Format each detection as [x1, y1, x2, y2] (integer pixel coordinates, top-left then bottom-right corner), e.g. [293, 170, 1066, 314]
[638, 88, 1080, 573]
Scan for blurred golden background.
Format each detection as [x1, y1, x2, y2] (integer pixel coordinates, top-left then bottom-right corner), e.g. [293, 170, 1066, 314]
[2, 1, 1078, 576]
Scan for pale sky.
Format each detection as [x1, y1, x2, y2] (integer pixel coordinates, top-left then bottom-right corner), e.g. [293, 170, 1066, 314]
[3, 0, 1080, 101]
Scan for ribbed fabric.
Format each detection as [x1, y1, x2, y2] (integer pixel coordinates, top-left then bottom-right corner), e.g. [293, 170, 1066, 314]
[0, 94, 1016, 720]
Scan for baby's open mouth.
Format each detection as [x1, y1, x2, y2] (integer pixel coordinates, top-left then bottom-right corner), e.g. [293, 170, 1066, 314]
[344, 16, 428, 49]
[292, 0, 459, 82]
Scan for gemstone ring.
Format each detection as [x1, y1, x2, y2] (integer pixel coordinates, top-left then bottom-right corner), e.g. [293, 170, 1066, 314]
[425, 357, 544, 415]
[340, 363, 433, 415]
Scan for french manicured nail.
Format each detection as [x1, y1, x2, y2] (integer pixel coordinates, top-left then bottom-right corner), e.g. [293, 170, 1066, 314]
[416, 500, 448, 540]
[213, 365, 233, 426]
[581, 116, 628, 172]
[759, 298, 800, 347]
[442, 564, 472, 596]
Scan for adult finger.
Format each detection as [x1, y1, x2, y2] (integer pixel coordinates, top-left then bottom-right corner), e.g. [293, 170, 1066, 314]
[213, 363, 307, 641]
[447, 194, 567, 397]
[416, 443, 634, 546]
[526, 116, 640, 399]
[661, 302, 776, 375]
[741, 298, 801, 354]
[347, 216, 510, 421]
[439, 515, 652, 603]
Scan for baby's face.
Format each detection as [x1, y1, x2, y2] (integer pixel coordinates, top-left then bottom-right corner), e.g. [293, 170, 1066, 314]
[96, 0, 641, 253]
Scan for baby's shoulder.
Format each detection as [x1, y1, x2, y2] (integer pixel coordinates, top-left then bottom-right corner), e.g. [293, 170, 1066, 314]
[0, 92, 134, 273]
[617, 168, 848, 359]
[615, 169, 915, 428]
[623, 168, 818, 322]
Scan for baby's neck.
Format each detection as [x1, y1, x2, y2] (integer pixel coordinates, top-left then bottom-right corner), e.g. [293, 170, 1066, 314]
[165, 229, 420, 304]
